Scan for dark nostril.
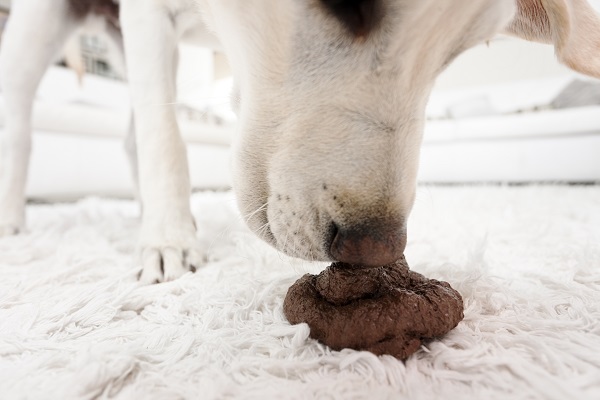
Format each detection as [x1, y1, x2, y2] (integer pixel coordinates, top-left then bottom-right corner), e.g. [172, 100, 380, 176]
[328, 221, 340, 248]
[329, 223, 407, 266]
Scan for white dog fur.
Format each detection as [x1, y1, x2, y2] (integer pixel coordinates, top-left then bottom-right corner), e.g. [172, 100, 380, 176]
[1, 0, 599, 283]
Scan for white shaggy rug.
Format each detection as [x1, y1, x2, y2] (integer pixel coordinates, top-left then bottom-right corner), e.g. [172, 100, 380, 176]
[1, 185, 599, 399]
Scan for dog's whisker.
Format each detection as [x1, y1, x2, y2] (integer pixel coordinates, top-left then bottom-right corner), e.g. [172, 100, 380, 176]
[198, 198, 267, 262]
[204, 207, 271, 263]
[255, 221, 273, 242]
[242, 201, 270, 225]
[204, 222, 236, 260]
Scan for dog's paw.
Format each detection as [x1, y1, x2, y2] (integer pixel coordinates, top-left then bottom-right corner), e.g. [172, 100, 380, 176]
[0, 203, 25, 238]
[137, 237, 206, 284]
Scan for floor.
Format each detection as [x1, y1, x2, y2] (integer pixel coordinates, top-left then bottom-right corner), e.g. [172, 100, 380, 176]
[0, 185, 599, 399]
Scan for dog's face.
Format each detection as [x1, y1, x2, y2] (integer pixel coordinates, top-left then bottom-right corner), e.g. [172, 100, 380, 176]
[203, 0, 516, 264]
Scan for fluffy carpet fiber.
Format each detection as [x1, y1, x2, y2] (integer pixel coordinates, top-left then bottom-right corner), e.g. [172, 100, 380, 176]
[1, 185, 599, 399]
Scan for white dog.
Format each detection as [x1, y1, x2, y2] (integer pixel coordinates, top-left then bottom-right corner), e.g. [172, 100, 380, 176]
[1, 0, 599, 283]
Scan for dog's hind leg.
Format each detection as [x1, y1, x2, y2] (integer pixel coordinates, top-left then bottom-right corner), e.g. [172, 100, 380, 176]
[100, 27, 140, 200]
[123, 118, 140, 199]
[121, 0, 205, 283]
[98, 25, 141, 201]
[0, 0, 79, 236]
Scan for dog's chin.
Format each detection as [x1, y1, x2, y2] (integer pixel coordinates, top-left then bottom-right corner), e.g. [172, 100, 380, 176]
[263, 199, 332, 261]
[252, 214, 322, 261]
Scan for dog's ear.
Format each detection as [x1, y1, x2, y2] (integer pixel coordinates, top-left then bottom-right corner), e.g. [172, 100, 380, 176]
[319, 0, 382, 37]
[505, 0, 600, 77]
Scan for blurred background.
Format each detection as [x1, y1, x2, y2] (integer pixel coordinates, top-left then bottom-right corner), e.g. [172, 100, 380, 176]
[1, 0, 599, 201]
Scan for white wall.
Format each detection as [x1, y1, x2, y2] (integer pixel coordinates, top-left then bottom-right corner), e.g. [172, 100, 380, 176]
[434, 0, 597, 88]
[435, 0, 600, 89]
[434, 38, 571, 90]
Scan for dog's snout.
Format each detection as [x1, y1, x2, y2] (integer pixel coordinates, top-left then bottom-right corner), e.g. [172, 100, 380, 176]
[329, 222, 407, 266]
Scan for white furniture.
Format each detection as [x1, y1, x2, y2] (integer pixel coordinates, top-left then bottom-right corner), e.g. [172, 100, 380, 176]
[419, 38, 600, 183]
[0, 65, 233, 200]
[1, 38, 599, 200]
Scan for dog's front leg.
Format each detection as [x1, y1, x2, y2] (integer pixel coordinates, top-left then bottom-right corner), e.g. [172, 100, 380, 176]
[0, 0, 78, 236]
[121, 0, 204, 283]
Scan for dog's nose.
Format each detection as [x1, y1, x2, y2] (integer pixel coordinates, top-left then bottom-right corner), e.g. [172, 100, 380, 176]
[329, 223, 407, 266]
